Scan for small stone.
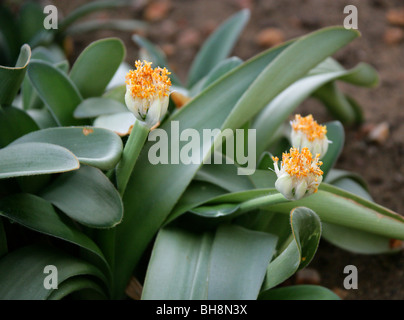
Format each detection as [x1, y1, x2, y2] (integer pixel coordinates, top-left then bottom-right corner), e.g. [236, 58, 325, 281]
[383, 27, 404, 45]
[367, 122, 390, 145]
[332, 287, 349, 299]
[144, 1, 172, 22]
[177, 28, 201, 48]
[255, 27, 285, 48]
[171, 91, 191, 109]
[386, 8, 404, 27]
[161, 43, 176, 57]
[295, 268, 321, 285]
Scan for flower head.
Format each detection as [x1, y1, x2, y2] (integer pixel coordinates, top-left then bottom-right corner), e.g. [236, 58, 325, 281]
[290, 114, 330, 158]
[125, 60, 172, 128]
[272, 147, 323, 200]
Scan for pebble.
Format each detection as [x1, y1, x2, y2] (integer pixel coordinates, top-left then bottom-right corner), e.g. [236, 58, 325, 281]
[367, 122, 390, 145]
[386, 7, 404, 27]
[255, 27, 285, 48]
[144, 0, 172, 22]
[383, 27, 404, 45]
[295, 268, 321, 285]
[176, 28, 201, 48]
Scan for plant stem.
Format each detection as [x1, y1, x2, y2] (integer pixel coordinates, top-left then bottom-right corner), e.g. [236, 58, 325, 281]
[116, 120, 150, 196]
[100, 120, 150, 298]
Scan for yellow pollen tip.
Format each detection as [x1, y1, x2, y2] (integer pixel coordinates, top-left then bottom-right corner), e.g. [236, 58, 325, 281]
[272, 156, 279, 162]
[125, 60, 171, 100]
[291, 114, 327, 141]
[281, 147, 323, 179]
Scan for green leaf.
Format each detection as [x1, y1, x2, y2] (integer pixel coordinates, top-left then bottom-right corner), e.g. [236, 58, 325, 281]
[142, 227, 214, 300]
[0, 106, 39, 147]
[69, 38, 125, 98]
[142, 225, 277, 300]
[0, 193, 110, 275]
[0, 142, 79, 179]
[40, 166, 123, 228]
[74, 97, 127, 119]
[0, 44, 31, 106]
[113, 27, 359, 298]
[260, 207, 321, 292]
[10, 127, 123, 170]
[28, 60, 84, 126]
[18, 2, 45, 44]
[0, 244, 108, 300]
[321, 223, 399, 254]
[132, 35, 182, 87]
[47, 276, 108, 300]
[207, 225, 277, 300]
[259, 285, 340, 300]
[187, 9, 250, 87]
[320, 121, 344, 178]
[65, 19, 146, 36]
[58, 0, 129, 32]
[189, 57, 243, 96]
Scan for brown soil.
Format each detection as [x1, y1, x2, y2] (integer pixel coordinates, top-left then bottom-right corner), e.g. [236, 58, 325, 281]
[56, 0, 404, 299]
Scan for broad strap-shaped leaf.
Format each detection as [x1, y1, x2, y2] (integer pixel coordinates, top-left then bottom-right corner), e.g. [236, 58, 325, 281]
[189, 57, 243, 96]
[187, 9, 250, 88]
[259, 285, 340, 300]
[0, 44, 31, 106]
[40, 166, 123, 229]
[113, 27, 359, 298]
[57, 0, 128, 32]
[18, 2, 45, 44]
[142, 224, 277, 300]
[0, 106, 39, 148]
[74, 97, 127, 119]
[319, 121, 344, 178]
[47, 276, 108, 300]
[69, 38, 125, 99]
[10, 127, 123, 170]
[0, 142, 79, 179]
[142, 227, 214, 300]
[207, 224, 277, 300]
[0, 244, 108, 300]
[0, 193, 110, 278]
[28, 60, 84, 126]
[260, 207, 321, 293]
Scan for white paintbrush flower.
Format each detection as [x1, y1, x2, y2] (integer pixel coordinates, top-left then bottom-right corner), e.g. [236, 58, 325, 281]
[272, 147, 323, 201]
[290, 114, 330, 158]
[125, 60, 171, 129]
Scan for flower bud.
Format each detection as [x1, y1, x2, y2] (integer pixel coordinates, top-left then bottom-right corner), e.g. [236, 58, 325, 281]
[272, 147, 323, 201]
[125, 60, 171, 129]
[290, 114, 330, 158]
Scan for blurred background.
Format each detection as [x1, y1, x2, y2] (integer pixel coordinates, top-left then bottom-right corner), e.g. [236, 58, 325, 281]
[2, 0, 404, 299]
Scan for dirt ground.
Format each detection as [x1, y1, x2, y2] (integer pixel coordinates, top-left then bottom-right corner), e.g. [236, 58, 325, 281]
[51, 0, 404, 299]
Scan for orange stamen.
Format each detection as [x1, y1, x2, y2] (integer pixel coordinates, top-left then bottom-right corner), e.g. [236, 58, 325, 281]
[125, 60, 171, 100]
[291, 114, 327, 141]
